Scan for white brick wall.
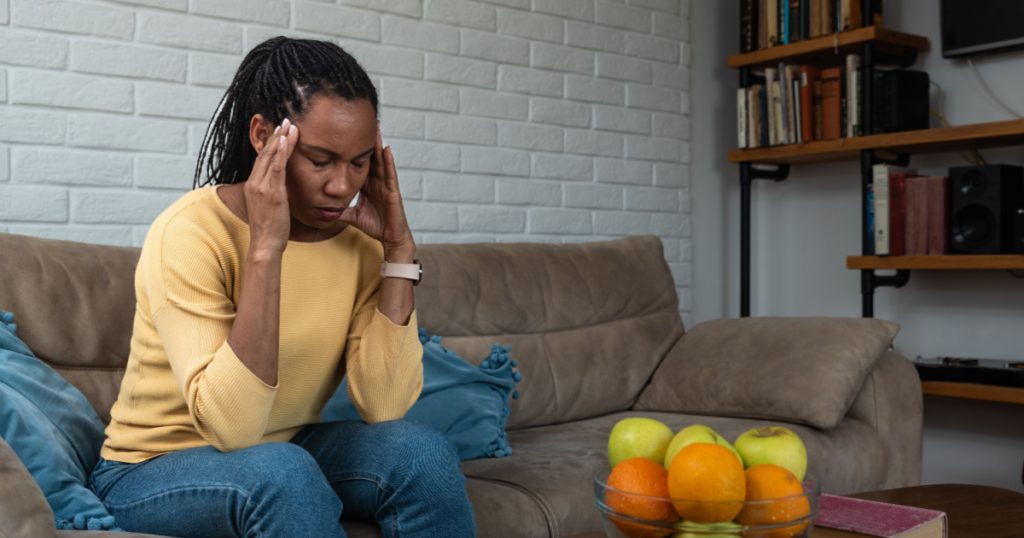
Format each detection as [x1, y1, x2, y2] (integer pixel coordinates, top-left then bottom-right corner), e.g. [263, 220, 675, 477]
[0, 0, 693, 322]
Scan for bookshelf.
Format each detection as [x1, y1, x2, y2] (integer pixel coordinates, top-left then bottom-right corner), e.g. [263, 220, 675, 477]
[731, 3, 1024, 402]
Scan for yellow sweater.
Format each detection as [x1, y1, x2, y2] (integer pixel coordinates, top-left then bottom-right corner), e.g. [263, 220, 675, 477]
[101, 186, 423, 463]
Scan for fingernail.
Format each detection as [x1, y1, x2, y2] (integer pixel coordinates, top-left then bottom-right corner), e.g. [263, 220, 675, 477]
[288, 125, 296, 135]
[279, 135, 286, 146]
[282, 118, 291, 129]
[273, 126, 280, 134]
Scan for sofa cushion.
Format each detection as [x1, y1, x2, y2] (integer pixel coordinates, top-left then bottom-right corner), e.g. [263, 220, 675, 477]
[634, 317, 900, 429]
[0, 311, 115, 531]
[415, 236, 684, 429]
[457, 410, 889, 537]
[322, 329, 521, 460]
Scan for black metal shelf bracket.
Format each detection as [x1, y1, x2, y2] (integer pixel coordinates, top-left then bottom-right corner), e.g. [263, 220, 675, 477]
[750, 164, 790, 182]
[861, 269, 911, 317]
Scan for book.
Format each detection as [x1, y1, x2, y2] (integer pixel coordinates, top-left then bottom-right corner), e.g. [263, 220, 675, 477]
[866, 183, 874, 255]
[759, 0, 769, 49]
[799, 66, 819, 143]
[926, 176, 949, 255]
[767, 0, 779, 47]
[789, 0, 802, 42]
[889, 171, 914, 256]
[757, 84, 770, 147]
[820, 67, 842, 140]
[738, 88, 748, 149]
[821, 0, 834, 35]
[873, 164, 916, 256]
[906, 176, 930, 255]
[765, 67, 779, 145]
[846, 54, 861, 137]
[740, 0, 759, 53]
[817, 493, 948, 537]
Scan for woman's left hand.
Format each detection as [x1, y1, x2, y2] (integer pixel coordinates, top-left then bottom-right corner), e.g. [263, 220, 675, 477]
[338, 127, 415, 259]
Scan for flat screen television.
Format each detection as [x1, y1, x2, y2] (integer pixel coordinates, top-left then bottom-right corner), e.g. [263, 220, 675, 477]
[941, 0, 1024, 58]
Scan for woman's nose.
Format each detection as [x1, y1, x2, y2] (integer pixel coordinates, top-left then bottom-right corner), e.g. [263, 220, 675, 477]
[323, 170, 350, 198]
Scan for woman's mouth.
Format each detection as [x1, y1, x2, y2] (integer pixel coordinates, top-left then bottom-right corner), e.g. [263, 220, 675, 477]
[316, 207, 344, 220]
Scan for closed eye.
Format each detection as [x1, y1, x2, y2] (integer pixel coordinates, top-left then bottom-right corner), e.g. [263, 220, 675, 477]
[309, 157, 331, 168]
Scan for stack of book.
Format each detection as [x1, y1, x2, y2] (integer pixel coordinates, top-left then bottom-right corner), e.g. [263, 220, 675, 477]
[737, 55, 862, 148]
[740, 0, 883, 53]
[872, 164, 949, 256]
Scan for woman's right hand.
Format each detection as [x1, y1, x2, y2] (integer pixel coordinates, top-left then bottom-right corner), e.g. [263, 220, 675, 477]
[244, 118, 298, 255]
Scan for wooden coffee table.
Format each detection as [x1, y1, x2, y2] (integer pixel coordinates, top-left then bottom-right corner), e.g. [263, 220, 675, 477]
[574, 483, 1024, 537]
[814, 483, 1024, 537]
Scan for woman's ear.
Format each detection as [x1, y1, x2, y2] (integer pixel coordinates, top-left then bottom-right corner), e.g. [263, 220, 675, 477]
[248, 114, 275, 153]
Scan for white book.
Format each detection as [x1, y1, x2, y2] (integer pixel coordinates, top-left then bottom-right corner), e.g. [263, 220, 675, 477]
[873, 164, 917, 256]
[785, 64, 799, 145]
[847, 54, 860, 138]
[765, 68, 778, 146]
[772, 80, 784, 146]
[738, 88, 748, 149]
[793, 78, 802, 144]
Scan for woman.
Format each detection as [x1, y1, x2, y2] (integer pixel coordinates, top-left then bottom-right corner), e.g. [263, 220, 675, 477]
[88, 36, 475, 537]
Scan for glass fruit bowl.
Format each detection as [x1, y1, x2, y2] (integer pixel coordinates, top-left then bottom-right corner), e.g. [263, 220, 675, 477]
[593, 469, 820, 537]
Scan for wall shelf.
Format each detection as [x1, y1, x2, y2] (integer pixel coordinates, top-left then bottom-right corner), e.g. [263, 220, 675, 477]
[847, 255, 1024, 270]
[922, 381, 1024, 405]
[729, 119, 1024, 165]
[728, 25, 929, 69]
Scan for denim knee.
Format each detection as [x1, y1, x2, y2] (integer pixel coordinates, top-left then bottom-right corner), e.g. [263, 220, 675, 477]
[243, 442, 339, 507]
[379, 421, 460, 469]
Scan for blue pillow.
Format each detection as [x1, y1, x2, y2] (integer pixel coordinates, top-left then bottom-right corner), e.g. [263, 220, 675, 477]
[0, 311, 116, 531]
[322, 328, 522, 460]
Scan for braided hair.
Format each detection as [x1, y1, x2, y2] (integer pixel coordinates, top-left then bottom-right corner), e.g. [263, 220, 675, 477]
[193, 37, 378, 188]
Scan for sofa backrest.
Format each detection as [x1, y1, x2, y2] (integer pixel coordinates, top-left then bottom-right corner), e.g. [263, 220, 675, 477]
[0, 232, 684, 429]
[414, 236, 684, 429]
[0, 232, 139, 423]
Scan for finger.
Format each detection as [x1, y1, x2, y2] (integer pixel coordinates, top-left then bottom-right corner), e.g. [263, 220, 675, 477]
[372, 125, 385, 184]
[384, 146, 401, 194]
[250, 124, 282, 183]
[267, 131, 288, 184]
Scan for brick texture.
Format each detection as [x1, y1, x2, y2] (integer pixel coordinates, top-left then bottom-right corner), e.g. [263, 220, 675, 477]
[0, 0, 692, 316]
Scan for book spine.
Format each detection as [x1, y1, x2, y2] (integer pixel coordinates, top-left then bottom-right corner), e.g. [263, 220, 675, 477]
[765, 67, 778, 145]
[758, 85, 770, 147]
[741, 0, 758, 53]
[767, 0, 779, 46]
[780, 62, 792, 144]
[906, 176, 929, 255]
[813, 79, 823, 139]
[782, 0, 790, 44]
[820, 67, 842, 140]
[847, 54, 860, 137]
[799, 66, 818, 142]
[866, 183, 875, 255]
[738, 88, 748, 149]
[822, 0, 834, 34]
[772, 79, 784, 145]
[927, 176, 949, 254]
[890, 173, 909, 256]
[873, 164, 890, 256]
[793, 77, 802, 143]
[790, 0, 802, 42]
[840, 0, 851, 30]
[759, 0, 769, 49]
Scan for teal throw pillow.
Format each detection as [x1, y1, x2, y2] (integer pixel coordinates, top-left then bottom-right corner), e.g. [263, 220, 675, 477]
[322, 328, 521, 460]
[0, 311, 116, 531]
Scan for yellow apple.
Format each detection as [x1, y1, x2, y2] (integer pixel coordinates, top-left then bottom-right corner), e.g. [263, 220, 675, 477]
[608, 417, 673, 467]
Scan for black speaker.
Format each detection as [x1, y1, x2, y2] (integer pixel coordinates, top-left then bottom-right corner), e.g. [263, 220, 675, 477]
[948, 165, 1024, 254]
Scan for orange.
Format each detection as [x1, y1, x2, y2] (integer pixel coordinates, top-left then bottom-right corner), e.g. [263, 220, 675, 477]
[606, 457, 678, 537]
[666, 443, 745, 523]
[736, 464, 811, 538]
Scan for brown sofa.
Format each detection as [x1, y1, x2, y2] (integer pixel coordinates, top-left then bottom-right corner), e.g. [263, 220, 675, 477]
[0, 232, 923, 538]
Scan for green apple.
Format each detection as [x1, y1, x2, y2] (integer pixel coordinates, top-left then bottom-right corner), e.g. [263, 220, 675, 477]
[733, 426, 808, 480]
[607, 417, 674, 467]
[663, 424, 742, 468]
[672, 520, 743, 537]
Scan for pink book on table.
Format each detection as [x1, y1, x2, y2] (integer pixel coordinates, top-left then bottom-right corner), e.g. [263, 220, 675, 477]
[816, 493, 948, 537]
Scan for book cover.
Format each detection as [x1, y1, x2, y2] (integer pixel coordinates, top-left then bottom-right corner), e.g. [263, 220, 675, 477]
[820, 67, 842, 140]
[817, 493, 948, 537]
[873, 165, 917, 256]
[741, 0, 759, 53]
[889, 171, 914, 256]
[926, 176, 949, 255]
[799, 66, 819, 143]
[906, 176, 929, 256]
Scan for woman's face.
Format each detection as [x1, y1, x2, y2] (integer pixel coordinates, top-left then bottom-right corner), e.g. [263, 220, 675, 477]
[252, 94, 377, 242]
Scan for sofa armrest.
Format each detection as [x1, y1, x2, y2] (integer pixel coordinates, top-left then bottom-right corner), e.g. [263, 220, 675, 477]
[847, 350, 923, 488]
[0, 436, 58, 538]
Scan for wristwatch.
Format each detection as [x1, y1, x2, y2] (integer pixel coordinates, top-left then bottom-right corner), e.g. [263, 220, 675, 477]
[380, 260, 422, 286]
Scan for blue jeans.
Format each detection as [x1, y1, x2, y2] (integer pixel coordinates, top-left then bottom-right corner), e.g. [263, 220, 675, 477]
[89, 420, 475, 537]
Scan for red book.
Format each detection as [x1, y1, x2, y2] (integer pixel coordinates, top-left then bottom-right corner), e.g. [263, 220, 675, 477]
[905, 176, 929, 256]
[926, 176, 949, 255]
[888, 172, 913, 256]
[820, 67, 842, 140]
[799, 66, 820, 143]
[816, 494, 947, 537]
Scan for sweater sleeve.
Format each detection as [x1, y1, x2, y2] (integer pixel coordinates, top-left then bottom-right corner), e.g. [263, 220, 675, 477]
[344, 295, 424, 423]
[145, 223, 277, 452]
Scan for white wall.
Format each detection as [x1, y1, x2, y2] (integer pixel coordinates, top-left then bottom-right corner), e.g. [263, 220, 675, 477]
[0, 0, 693, 321]
[693, 1, 1023, 492]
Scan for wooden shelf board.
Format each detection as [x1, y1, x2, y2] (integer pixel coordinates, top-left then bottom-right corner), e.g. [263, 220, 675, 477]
[922, 381, 1024, 405]
[847, 255, 1024, 270]
[730, 119, 1024, 164]
[728, 26, 929, 69]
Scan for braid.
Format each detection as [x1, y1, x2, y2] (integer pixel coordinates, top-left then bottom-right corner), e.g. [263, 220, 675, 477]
[193, 37, 378, 188]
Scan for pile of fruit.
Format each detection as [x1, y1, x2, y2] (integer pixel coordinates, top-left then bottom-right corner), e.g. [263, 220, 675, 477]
[603, 418, 812, 538]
